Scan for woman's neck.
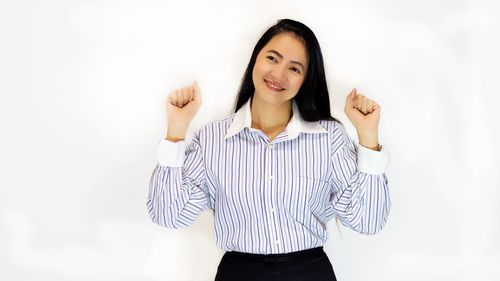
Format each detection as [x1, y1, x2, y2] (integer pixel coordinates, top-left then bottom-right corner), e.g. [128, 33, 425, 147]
[250, 98, 293, 133]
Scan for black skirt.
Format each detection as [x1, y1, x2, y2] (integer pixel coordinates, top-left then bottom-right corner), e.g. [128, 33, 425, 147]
[214, 246, 337, 281]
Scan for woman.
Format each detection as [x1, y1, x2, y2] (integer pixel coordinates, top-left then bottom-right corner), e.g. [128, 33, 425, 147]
[147, 19, 390, 281]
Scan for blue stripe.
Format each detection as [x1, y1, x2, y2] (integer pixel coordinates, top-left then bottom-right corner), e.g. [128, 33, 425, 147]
[146, 117, 391, 254]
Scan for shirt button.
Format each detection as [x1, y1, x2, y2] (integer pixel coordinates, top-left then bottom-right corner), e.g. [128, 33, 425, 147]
[267, 144, 274, 149]
[269, 175, 273, 181]
[275, 240, 280, 245]
[270, 208, 275, 213]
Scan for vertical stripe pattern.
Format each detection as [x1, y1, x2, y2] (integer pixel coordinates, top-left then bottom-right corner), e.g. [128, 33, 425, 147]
[147, 117, 391, 254]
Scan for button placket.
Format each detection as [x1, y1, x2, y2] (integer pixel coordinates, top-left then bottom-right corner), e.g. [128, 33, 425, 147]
[264, 141, 280, 251]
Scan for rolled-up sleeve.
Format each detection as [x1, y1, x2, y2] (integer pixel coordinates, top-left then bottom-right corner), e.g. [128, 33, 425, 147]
[328, 124, 391, 234]
[146, 131, 210, 229]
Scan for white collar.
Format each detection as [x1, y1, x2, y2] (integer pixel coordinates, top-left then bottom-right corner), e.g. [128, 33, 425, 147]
[224, 98, 328, 141]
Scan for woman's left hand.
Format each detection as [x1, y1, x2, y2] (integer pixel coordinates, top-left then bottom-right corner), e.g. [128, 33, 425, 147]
[344, 88, 381, 150]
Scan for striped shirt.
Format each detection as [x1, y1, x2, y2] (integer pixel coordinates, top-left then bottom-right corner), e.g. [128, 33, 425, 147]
[147, 99, 391, 254]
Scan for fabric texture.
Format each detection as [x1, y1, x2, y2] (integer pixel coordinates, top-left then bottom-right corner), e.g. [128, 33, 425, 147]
[214, 246, 336, 281]
[147, 98, 391, 254]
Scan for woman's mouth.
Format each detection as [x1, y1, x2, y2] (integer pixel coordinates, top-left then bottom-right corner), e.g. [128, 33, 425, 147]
[264, 79, 285, 92]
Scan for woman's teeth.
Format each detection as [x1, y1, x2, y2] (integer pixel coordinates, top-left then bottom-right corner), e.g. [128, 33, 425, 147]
[265, 80, 284, 92]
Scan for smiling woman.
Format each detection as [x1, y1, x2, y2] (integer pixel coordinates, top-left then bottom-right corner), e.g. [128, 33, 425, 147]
[249, 33, 309, 141]
[148, 18, 391, 281]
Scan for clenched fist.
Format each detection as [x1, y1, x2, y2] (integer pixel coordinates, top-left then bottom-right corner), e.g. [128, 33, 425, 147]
[166, 81, 202, 125]
[164, 81, 202, 141]
[344, 88, 381, 150]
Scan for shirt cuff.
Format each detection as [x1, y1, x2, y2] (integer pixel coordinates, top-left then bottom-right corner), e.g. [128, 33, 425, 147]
[356, 143, 389, 175]
[157, 138, 186, 167]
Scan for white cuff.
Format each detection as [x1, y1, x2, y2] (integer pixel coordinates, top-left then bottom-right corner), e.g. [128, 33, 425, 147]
[157, 138, 186, 167]
[356, 143, 389, 175]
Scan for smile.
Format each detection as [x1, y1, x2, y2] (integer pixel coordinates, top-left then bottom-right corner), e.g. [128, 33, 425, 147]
[264, 79, 285, 92]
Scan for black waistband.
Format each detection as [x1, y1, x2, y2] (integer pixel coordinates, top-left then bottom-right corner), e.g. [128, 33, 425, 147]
[224, 247, 325, 263]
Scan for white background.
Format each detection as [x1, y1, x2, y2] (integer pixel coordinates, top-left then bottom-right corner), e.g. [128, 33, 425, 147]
[1, 0, 499, 280]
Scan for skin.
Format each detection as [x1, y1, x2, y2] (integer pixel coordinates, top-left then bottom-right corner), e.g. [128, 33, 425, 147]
[166, 33, 381, 150]
[250, 32, 308, 141]
[345, 88, 381, 151]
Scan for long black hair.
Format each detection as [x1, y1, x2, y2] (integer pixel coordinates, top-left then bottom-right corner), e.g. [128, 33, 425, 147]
[234, 19, 338, 122]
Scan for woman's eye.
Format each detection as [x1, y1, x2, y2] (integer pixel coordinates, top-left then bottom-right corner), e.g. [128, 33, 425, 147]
[291, 67, 301, 74]
[266, 56, 277, 62]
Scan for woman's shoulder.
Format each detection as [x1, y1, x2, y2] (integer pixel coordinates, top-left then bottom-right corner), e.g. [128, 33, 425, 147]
[317, 119, 347, 135]
[317, 119, 353, 149]
[193, 112, 236, 138]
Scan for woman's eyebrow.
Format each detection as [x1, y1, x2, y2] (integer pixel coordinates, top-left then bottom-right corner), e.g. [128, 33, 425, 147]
[267, 50, 305, 70]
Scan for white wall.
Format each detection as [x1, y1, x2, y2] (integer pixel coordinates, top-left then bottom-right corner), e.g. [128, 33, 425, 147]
[1, 0, 499, 280]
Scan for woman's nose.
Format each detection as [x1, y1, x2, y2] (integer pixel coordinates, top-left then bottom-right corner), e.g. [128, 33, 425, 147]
[270, 65, 287, 83]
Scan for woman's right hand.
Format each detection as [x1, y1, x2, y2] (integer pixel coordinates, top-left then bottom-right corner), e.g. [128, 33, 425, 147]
[164, 81, 202, 141]
[166, 81, 202, 125]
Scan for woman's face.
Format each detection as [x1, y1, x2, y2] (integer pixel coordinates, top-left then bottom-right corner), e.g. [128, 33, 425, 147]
[252, 33, 308, 107]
